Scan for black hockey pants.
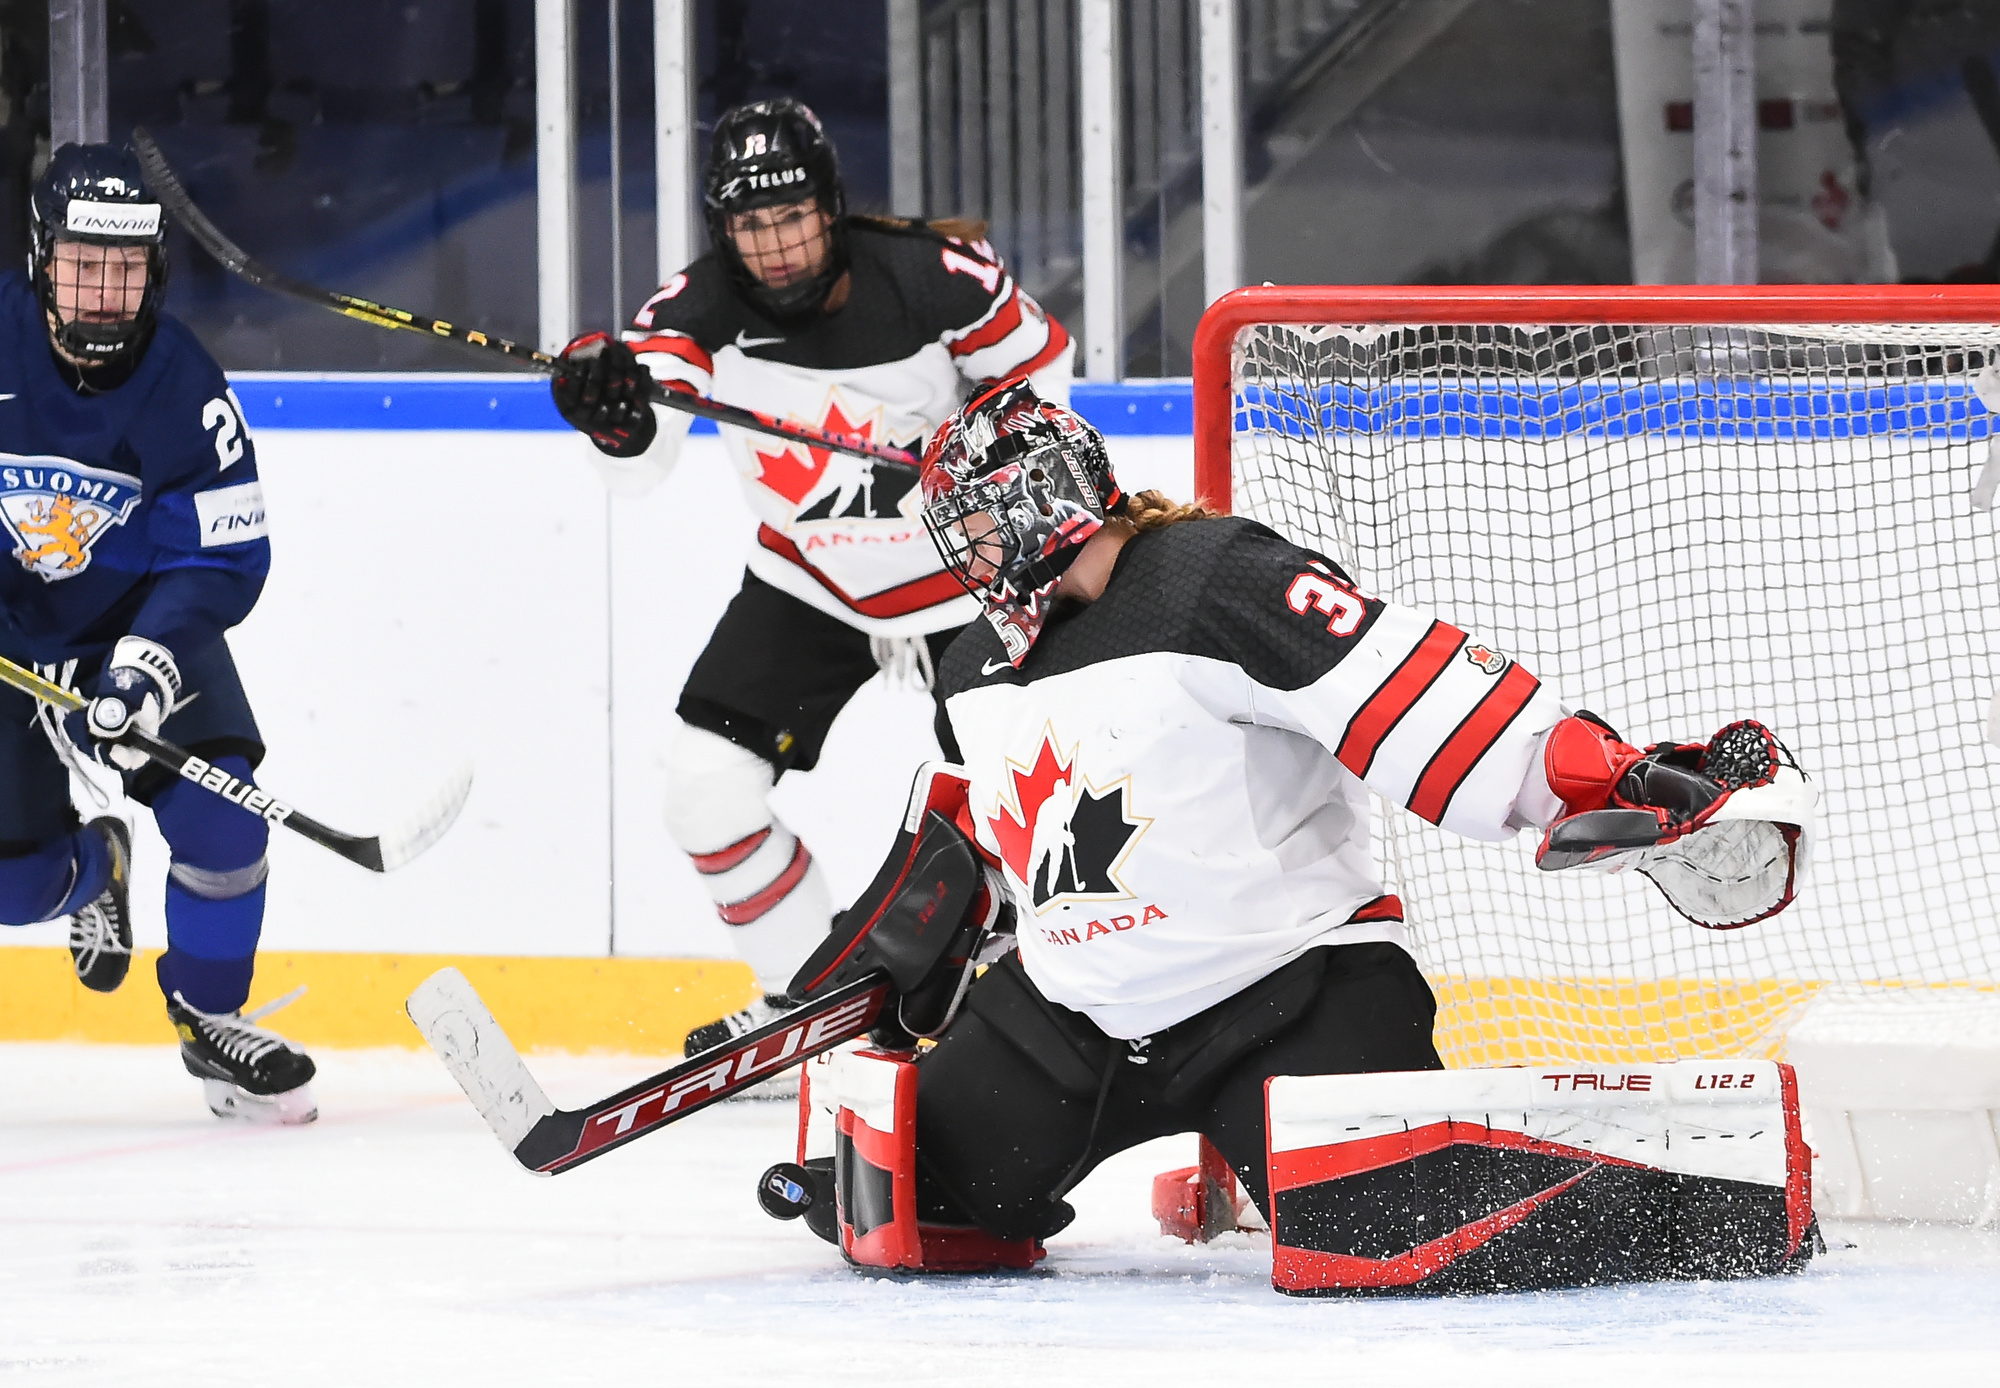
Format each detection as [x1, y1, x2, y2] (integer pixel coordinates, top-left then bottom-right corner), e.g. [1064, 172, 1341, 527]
[912, 942, 1443, 1242]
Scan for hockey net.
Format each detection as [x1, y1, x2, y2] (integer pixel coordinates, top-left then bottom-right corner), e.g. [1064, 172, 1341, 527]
[1193, 286, 2000, 1069]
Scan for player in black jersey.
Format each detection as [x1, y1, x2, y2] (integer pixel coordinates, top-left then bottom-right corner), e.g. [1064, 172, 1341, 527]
[550, 100, 1072, 1054]
[770, 383, 1818, 1286]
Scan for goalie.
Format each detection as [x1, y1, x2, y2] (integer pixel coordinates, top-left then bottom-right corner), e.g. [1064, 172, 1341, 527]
[766, 381, 1817, 1285]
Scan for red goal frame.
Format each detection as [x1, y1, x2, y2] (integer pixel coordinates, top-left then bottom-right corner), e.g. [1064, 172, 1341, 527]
[1190, 283, 2000, 512]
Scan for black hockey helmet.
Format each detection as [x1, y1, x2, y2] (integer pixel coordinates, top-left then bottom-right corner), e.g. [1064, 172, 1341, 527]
[920, 380, 1123, 666]
[29, 142, 170, 367]
[703, 98, 847, 321]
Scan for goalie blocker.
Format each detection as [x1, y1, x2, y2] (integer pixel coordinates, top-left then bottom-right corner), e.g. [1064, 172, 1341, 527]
[787, 760, 1011, 1046]
[1266, 1061, 1819, 1295]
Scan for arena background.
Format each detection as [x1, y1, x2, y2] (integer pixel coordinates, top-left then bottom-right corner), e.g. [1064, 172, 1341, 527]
[3, 1, 2000, 1054]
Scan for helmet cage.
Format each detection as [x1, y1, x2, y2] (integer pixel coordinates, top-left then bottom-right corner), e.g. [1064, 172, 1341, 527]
[920, 383, 1122, 664]
[29, 144, 169, 368]
[921, 446, 1105, 608]
[703, 99, 848, 322]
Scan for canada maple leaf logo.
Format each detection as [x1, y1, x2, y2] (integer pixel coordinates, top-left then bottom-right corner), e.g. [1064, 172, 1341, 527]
[752, 396, 882, 508]
[986, 727, 1150, 911]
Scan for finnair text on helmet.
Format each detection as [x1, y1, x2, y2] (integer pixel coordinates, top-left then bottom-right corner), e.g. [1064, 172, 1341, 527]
[65, 201, 162, 237]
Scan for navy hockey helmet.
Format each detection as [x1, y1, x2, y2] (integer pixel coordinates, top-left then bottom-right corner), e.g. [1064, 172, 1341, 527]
[29, 143, 170, 367]
[703, 98, 848, 321]
[920, 380, 1123, 666]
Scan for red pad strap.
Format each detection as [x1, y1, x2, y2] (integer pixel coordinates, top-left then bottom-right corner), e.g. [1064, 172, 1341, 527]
[836, 1051, 922, 1269]
[1543, 714, 1645, 814]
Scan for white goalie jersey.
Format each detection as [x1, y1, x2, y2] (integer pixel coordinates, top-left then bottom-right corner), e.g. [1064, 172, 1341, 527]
[614, 218, 1073, 636]
[934, 516, 1567, 1039]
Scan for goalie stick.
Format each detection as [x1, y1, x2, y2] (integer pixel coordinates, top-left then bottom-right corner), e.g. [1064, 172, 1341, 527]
[407, 966, 894, 1174]
[0, 653, 470, 873]
[129, 129, 920, 472]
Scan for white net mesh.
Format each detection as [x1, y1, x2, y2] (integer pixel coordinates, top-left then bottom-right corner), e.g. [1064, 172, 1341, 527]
[1228, 319, 2000, 1067]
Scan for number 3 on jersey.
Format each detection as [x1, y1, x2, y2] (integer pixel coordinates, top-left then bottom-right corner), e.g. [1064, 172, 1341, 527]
[1286, 568, 1366, 637]
[202, 390, 251, 469]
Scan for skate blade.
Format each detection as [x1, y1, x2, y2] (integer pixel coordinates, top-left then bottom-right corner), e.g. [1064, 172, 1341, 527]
[203, 1078, 318, 1126]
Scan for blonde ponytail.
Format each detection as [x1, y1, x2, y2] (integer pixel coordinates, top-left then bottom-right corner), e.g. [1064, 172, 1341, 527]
[1121, 489, 1221, 532]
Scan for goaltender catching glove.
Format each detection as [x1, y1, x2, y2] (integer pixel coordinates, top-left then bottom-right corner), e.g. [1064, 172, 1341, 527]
[551, 331, 661, 457]
[1536, 712, 1816, 929]
[62, 635, 180, 772]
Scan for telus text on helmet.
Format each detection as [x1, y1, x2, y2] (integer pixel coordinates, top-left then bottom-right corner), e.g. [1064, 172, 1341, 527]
[719, 168, 808, 200]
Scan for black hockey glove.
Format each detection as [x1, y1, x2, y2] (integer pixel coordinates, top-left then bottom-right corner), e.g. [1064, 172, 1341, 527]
[552, 331, 659, 458]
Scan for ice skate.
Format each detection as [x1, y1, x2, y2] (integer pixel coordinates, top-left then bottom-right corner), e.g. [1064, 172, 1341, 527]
[68, 818, 133, 993]
[168, 989, 318, 1125]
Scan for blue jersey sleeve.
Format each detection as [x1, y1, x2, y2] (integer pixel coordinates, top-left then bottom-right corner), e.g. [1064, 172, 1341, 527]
[124, 327, 270, 657]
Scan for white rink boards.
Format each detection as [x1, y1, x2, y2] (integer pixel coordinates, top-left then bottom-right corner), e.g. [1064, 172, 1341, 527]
[0, 429, 1195, 964]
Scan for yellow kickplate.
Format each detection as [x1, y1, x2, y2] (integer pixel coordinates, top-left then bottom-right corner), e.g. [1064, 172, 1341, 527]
[0, 947, 758, 1054]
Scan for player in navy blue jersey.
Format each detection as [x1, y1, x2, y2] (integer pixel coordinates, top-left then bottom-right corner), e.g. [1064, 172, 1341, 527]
[0, 144, 315, 1123]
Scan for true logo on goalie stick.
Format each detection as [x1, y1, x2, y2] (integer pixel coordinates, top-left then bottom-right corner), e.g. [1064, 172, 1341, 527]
[986, 726, 1151, 912]
[1464, 644, 1509, 676]
[0, 455, 143, 581]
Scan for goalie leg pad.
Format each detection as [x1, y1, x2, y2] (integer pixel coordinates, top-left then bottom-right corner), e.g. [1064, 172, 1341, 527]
[1264, 1061, 1818, 1295]
[819, 1049, 1043, 1272]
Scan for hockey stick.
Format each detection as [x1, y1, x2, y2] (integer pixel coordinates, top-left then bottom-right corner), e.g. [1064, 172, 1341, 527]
[0, 653, 470, 873]
[406, 965, 893, 1174]
[129, 129, 920, 472]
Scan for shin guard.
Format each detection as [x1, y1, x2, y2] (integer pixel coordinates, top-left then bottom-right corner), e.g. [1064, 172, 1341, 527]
[812, 1049, 1043, 1272]
[1265, 1061, 1817, 1295]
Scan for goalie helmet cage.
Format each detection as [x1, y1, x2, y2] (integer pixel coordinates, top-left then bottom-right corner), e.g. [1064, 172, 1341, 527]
[1192, 285, 2000, 1069]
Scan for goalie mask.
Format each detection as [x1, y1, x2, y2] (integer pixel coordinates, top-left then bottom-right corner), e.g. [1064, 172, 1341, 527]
[30, 143, 169, 369]
[920, 380, 1123, 666]
[704, 98, 848, 322]
[1538, 716, 1817, 930]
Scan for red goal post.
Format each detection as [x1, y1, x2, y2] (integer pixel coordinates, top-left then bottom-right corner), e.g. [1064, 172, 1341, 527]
[1191, 284, 2000, 1069]
[1193, 283, 2000, 511]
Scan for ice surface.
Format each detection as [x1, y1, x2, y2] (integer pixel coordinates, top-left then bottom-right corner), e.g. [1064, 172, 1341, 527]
[2, 1043, 1996, 1387]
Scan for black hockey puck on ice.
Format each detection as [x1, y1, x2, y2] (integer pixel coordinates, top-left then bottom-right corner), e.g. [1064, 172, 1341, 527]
[757, 1162, 817, 1220]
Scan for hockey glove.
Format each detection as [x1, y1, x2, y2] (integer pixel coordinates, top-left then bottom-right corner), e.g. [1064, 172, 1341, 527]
[1536, 713, 1816, 929]
[63, 636, 180, 772]
[790, 762, 1006, 1045]
[551, 331, 660, 458]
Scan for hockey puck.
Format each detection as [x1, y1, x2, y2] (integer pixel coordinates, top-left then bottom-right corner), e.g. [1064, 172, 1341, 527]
[757, 1161, 817, 1220]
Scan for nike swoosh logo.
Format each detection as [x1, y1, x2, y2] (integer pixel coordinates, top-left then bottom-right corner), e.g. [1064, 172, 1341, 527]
[0, 394, 15, 402]
[734, 330, 785, 350]
[981, 658, 1017, 676]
